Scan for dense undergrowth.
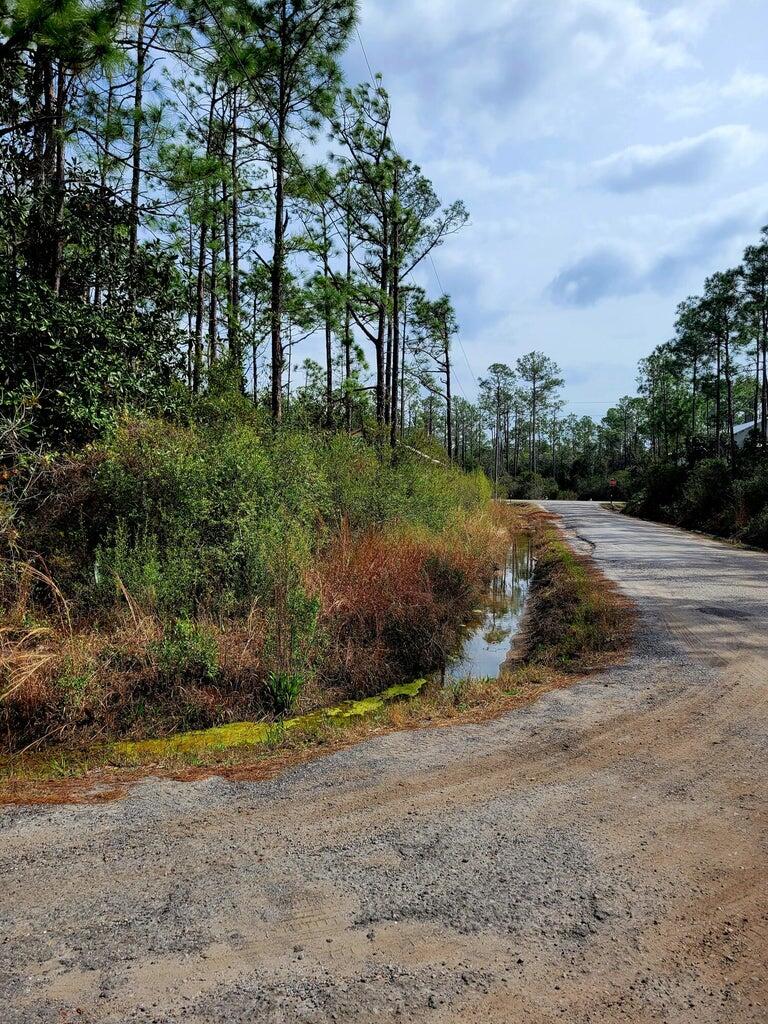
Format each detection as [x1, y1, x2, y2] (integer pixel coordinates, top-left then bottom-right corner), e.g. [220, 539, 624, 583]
[625, 455, 768, 549]
[0, 505, 635, 795]
[0, 398, 502, 754]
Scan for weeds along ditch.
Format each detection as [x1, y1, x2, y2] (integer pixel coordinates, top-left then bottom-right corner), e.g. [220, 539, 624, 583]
[0, 494, 634, 797]
[0, 415, 504, 757]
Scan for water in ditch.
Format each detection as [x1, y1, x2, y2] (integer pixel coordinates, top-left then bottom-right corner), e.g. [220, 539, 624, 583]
[442, 534, 535, 685]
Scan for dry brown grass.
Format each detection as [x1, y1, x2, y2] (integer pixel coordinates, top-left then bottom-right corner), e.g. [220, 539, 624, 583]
[312, 519, 497, 695]
[0, 506, 519, 754]
[0, 503, 636, 804]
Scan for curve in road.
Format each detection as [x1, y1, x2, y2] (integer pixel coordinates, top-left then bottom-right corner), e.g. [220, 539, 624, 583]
[2, 502, 767, 1023]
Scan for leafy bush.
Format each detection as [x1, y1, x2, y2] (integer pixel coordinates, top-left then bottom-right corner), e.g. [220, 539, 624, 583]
[0, 223, 184, 449]
[152, 620, 220, 683]
[625, 461, 687, 522]
[732, 463, 768, 545]
[625, 454, 768, 550]
[506, 472, 559, 500]
[678, 458, 735, 533]
[24, 416, 490, 619]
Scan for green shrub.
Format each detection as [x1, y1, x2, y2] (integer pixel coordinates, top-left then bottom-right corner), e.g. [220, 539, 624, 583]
[153, 619, 220, 683]
[735, 465, 768, 522]
[737, 466, 768, 548]
[679, 458, 735, 534]
[742, 506, 768, 548]
[625, 461, 687, 522]
[507, 472, 558, 500]
[24, 417, 490, 620]
[57, 655, 96, 705]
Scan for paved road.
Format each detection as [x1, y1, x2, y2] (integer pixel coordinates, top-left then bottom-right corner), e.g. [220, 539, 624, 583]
[2, 503, 767, 1023]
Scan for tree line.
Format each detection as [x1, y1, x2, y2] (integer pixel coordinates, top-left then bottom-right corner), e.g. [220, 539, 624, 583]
[1, 0, 473, 447]
[5, 0, 765, 525]
[438, 225, 768, 505]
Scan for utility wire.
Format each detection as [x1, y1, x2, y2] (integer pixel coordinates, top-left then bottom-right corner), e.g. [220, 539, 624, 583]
[430, 251, 479, 391]
[355, 26, 377, 84]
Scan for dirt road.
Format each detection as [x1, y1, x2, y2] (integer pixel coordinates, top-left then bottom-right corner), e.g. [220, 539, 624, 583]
[2, 502, 767, 1023]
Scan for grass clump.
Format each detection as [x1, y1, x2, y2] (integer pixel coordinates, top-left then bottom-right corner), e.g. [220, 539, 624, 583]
[152, 620, 220, 683]
[522, 523, 632, 669]
[264, 672, 304, 718]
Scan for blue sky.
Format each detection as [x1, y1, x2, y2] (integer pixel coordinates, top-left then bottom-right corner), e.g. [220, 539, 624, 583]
[339, 0, 768, 417]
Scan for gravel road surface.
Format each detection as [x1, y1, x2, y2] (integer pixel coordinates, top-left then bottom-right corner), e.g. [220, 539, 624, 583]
[2, 502, 767, 1023]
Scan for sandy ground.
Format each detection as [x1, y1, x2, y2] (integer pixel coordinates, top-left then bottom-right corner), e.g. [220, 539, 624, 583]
[2, 501, 767, 1023]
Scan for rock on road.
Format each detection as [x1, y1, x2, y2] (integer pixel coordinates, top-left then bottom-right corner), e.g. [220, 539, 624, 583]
[2, 502, 767, 1023]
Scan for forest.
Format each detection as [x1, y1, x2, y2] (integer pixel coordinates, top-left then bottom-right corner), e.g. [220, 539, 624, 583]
[592, 228, 768, 546]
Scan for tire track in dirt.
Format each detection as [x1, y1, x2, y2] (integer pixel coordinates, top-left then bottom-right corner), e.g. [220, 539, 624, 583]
[2, 502, 767, 1023]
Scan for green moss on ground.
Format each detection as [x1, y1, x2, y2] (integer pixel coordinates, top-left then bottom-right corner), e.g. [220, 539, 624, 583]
[110, 678, 428, 764]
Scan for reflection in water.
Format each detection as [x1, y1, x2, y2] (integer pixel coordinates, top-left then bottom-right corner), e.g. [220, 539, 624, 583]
[443, 535, 534, 684]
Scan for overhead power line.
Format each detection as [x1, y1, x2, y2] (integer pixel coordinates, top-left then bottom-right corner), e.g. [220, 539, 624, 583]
[355, 27, 376, 84]
[427, 253, 478, 393]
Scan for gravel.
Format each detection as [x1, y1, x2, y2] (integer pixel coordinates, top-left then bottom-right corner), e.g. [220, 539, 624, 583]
[2, 502, 767, 1023]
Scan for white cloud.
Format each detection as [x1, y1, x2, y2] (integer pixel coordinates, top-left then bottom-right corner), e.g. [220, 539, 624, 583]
[356, 0, 706, 156]
[548, 185, 768, 306]
[725, 70, 768, 101]
[592, 125, 766, 193]
[658, 0, 727, 39]
[427, 157, 546, 198]
[654, 69, 768, 118]
[333, 0, 768, 412]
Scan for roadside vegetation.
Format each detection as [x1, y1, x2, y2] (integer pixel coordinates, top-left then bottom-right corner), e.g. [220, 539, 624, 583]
[1, 387, 500, 755]
[602, 229, 768, 547]
[461, 232, 768, 524]
[0, 504, 634, 802]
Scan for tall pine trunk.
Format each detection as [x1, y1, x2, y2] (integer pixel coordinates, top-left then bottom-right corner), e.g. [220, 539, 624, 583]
[344, 207, 352, 433]
[715, 336, 722, 457]
[375, 209, 389, 425]
[723, 326, 736, 470]
[444, 318, 452, 460]
[322, 214, 333, 428]
[51, 62, 66, 295]
[128, 0, 147, 279]
[271, 120, 286, 420]
[389, 169, 400, 446]
[399, 301, 407, 439]
[230, 97, 242, 379]
[192, 80, 218, 393]
[193, 215, 208, 392]
[208, 202, 219, 365]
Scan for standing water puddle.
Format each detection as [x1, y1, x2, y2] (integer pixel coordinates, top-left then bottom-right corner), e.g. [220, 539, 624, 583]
[443, 535, 535, 684]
